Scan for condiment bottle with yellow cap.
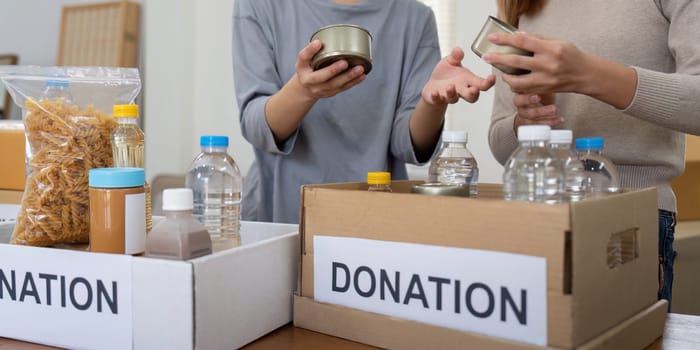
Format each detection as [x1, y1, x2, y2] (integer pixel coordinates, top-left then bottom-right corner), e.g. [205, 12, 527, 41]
[111, 104, 152, 231]
[367, 171, 392, 192]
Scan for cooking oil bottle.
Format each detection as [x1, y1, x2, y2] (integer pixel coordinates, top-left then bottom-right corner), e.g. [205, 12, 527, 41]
[367, 171, 392, 192]
[111, 104, 152, 231]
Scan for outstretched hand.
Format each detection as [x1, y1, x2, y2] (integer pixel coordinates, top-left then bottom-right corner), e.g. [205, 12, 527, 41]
[422, 47, 496, 105]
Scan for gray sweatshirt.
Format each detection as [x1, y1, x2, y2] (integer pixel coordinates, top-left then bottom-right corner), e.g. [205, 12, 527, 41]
[489, 0, 700, 212]
[233, 0, 441, 223]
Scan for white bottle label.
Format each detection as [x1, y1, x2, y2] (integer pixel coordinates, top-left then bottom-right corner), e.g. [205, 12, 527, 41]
[124, 192, 146, 254]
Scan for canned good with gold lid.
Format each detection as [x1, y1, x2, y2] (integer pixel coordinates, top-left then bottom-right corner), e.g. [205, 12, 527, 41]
[310, 24, 373, 74]
[471, 16, 533, 75]
[411, 182, 472, 197]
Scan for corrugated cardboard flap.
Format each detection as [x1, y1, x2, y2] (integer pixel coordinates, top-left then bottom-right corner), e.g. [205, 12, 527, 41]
[577, 300, 666, 350]
[0, 121, 25, 191]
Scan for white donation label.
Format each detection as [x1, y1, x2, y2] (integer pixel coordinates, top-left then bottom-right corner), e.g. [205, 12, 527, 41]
[0, 244, 133, 350]
[314, 236, 547, 346]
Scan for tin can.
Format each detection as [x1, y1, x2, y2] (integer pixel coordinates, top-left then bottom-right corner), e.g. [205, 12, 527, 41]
[411, 183, 472, 197]
[471, 16, 533, 75]
[310, 24, 373, 74]
[89, 167, 146, 255]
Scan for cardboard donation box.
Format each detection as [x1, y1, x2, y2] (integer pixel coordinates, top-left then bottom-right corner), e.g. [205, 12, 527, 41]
[0, 190, 22, 205]
[294, 181, 667, 349]
[0, 221, 299, 350]
[0, 120, 25, 191]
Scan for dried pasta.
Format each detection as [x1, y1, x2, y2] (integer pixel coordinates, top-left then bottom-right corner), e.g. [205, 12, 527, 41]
[11, 98, 117, 246]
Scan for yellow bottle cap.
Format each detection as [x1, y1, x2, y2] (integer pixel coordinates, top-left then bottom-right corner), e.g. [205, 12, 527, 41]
[113, 104, 139, 118]
[367, 171, 391, 185]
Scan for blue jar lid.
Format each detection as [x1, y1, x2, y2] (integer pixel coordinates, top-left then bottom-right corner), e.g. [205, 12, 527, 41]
[200, 135, 229, 147]
[89, 168, 145, 188]
[575, 137, 604, 150]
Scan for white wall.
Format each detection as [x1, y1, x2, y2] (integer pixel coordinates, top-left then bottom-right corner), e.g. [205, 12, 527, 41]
[0, 0, 138, 119]
[0, 0, 100, 66]
[450, 1, 503, 183]
[143, 0, 247, 181]
[142, 0, 196, 181]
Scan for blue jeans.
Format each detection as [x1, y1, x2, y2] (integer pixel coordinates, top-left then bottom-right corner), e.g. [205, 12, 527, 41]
[658, 209, 676, 310]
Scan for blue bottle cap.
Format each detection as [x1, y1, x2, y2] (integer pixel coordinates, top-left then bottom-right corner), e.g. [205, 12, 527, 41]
[89, 168, 145, 188]
[45, 79, 70, 88]
[200, 135, 229, 147]
[575, 137, 604, 150]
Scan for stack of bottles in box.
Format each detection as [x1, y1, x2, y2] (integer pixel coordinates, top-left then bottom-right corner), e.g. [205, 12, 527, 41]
[413, 127, 619, 203]
[503, 125, 620, 204]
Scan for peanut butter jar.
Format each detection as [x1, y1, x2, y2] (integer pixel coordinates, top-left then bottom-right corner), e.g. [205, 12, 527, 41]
[89, 167, 146, 255]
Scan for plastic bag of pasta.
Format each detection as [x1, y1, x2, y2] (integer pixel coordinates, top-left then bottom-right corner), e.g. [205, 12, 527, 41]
[0, 66, 141, 246]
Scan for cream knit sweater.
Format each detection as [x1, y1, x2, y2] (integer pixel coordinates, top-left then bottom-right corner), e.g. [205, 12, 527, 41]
[489, 0, 700, 212]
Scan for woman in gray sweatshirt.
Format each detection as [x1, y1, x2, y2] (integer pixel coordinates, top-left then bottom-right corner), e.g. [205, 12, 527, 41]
[486, 0, 700, 307]
[233, 0, 495, 224]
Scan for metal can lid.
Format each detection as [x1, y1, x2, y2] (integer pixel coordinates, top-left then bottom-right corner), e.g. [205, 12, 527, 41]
[412, 183, 471, 197]
[487, 15, 518, 33]
[310, 24, 372, 42]
[89, 167, 145, 188]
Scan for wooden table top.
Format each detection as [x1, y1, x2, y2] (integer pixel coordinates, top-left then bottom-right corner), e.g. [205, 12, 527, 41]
[2, 313, 698, 349]
[241, 313, 700, 350]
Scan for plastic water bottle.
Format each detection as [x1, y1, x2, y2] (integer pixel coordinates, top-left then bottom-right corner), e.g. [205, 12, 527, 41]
[428, 130, 479, 197]
[549, 130, 585, 202]
[503, 125, 563, 203]
[186, 135, 242, 249]
[42, 79, 73, 103]
[575, 137, 620, 196]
